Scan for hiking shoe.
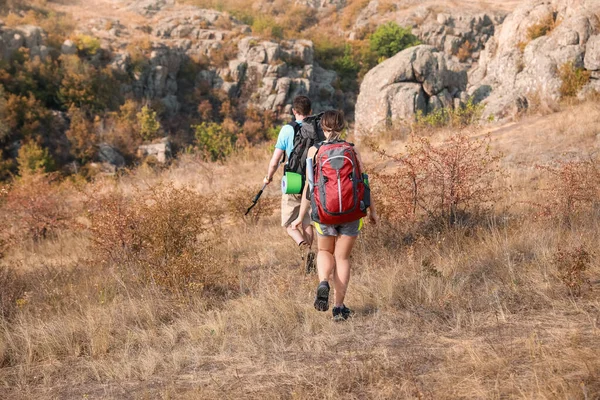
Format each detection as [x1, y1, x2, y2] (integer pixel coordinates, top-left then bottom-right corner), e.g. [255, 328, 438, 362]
[332, 305, 353, 322]
[305, 250, 316, 274]
[314, 281, 330, 311]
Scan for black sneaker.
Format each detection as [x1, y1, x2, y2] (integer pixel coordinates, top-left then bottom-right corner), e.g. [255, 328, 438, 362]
[332, 305, 353, 322]
[314, 281, 330, 311]
[305, 251, 316, 274]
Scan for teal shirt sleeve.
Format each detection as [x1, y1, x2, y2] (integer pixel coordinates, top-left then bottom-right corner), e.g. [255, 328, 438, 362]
[275, 124, 296, 159]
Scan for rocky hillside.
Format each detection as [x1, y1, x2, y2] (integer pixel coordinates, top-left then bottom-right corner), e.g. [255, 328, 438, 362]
[1, 0, 598, 173]
[355, 0, 600, 133]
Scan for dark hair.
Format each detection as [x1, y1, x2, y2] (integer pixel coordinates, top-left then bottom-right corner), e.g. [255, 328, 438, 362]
[321, 110, 345, 139]
[292, 96, 311, 116]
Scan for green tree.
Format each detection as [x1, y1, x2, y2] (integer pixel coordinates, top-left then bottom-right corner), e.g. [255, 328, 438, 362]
[17, 141, 55, 176]
[193, 122, 235, 162]
[137, 105, 161, 141]
[369, 22, 420, 60]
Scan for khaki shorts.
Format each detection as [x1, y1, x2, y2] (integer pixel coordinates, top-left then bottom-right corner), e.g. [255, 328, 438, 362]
[281, 194, 311, 227]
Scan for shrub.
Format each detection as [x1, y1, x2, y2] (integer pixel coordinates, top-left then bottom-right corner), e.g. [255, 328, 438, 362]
[536, 158, 600, 222]
[59, 55, 120, 112]
[527, 14, 557, 41]
[559, 61, 591, 98]
[456, 40, 474, 62]
[369, 22, 420, 60]
[88, 184, 233, 296]
[65, 106, 97, 163]
[137, 105, 161, 141]
[5, 93, 54, 143]
[412, 97, 484, 133]
[373, 132, 503, 227]
[553, 246, 591, 296]
[252, 16, 283, 39]
[72, 34, 101, 57]
[17, 140, 55, 175]
[0, 172, 71, 243]
[193, 122, 236, 161]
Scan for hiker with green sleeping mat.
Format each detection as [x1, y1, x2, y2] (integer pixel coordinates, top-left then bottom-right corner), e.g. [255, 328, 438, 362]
[291, 110, 378, 321]
[263, 95, 323, 274]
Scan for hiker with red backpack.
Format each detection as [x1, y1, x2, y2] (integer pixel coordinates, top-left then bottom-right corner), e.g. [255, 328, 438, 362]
[263, 96, 324, 273]
[291, 110, 378, 321]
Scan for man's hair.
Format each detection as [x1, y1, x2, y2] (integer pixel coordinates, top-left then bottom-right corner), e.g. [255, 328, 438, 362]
[292, 96, 311, 116]
[321, 110, 345, 141]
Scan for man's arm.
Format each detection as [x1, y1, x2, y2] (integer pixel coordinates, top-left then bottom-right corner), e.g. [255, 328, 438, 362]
[264, 148, 285, 184]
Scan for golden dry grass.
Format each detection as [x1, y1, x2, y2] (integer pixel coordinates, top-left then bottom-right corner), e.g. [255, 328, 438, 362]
[1, 103, 600, 400]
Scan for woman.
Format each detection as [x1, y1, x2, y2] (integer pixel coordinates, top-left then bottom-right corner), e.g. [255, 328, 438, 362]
[291, 110, 378, 321]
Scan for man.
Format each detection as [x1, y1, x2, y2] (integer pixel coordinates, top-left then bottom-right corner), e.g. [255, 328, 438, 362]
[263, 95, 315, 272]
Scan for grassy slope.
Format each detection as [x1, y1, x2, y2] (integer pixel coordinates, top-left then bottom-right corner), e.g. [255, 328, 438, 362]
[1, 101, 599, 399]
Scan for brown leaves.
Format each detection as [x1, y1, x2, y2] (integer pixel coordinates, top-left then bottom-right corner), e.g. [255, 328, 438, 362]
[373, 132, 503, 228]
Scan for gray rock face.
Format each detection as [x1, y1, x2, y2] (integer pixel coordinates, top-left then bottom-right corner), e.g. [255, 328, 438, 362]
[585, 35, 600, 71]
[355, 45, 467, 134]
[468, 0, 600, 119]
[0, 25, 47, 60]
[412, 11, 506, 65]
[98, 144, 126, 168]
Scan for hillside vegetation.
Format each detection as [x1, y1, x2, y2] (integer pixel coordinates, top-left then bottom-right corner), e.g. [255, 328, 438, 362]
[0, 99, 599, 398]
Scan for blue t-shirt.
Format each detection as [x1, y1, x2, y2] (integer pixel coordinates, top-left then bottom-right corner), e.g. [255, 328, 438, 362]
[275, 120, 302, 159]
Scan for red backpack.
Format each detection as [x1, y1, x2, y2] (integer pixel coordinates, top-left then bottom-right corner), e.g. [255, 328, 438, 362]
[310, 140, 368, 225]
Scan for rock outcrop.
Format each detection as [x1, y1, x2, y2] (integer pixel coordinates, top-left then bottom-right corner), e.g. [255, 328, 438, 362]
[137, 138, 172, 164]
[412, 11, 506, 65]
[0, 23, 48, 61]
[355, 45, 467, 134]
[469, 0, 600, 118]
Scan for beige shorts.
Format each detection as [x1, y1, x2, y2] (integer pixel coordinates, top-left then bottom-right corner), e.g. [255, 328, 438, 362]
[281, 194, 311, 227]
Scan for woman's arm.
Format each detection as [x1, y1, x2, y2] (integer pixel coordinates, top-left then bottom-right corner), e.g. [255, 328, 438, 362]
[290, 147, 318, 230]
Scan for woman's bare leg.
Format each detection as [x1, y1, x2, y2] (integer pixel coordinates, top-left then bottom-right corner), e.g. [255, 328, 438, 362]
[332, 235, 358, 307]
[316, 235, 336, 281]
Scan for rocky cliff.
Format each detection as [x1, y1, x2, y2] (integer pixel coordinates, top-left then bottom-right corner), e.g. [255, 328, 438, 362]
[354, 0, 600, 133]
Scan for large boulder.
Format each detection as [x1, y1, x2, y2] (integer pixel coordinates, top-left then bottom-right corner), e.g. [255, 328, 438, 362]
[469, 0, 600, 119]
[137, 138, 172, 164]
[355, 45, 467, 135]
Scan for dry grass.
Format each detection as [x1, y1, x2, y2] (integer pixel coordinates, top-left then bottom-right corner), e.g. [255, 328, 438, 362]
[1, 103, 600, 399]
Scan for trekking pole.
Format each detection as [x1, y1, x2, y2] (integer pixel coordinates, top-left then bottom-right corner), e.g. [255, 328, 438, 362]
[245, 183, 267, 215]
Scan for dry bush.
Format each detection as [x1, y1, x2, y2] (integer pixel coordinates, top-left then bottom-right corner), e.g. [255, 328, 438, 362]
[0, 173, 73, 244]
[552, 246, 591, 296]
[527, 13, 557, 41]
[536, 157, 600, 223]
[88, 183, 233, 297]
[373, 132, 503, 228]
[456, 40, 474, 62]
[209, 41, 238, 67]
[340, 0, 370, 28]
[559, 61, 591, 98]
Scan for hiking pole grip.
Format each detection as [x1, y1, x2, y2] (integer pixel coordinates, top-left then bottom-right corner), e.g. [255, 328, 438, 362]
[245, 183, 268, 215]
[253, 183, 267, 202]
